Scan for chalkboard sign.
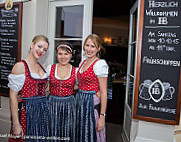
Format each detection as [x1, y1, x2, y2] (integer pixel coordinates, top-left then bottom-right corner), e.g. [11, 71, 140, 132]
[133, 0, 181, 125]
[0, 2, 22, 97]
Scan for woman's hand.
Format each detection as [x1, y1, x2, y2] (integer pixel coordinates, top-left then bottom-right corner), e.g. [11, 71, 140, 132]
[17, 95, 22, 102]
[12, 124, 23, 138]
[96, 91, 101, 98]
[96, 116, 105, 131]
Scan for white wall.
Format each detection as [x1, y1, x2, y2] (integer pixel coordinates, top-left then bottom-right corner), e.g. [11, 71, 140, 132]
[22, 0, 49, 67]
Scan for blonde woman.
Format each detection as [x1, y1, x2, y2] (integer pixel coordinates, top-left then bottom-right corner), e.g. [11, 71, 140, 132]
[8, 35, 49, 141]
[76, 34, 108, 142]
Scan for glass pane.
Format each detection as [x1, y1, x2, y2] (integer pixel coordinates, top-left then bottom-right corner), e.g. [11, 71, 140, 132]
[55, 5, 83, 38]
[128, 77, 134, 108]
[54, 40, 82, 67]
[132, 9, 137, 42]
[130, 44, 136, 76]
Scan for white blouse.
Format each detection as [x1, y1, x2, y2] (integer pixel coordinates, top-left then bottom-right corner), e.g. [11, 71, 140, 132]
[8, 73, 47, 92]
[45, 64, 78, 80]
[79, 59, 109, 77]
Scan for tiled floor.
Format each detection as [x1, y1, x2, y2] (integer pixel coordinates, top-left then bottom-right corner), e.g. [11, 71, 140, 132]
[106, 88, 125, 142]
[106, 123, 123, 142]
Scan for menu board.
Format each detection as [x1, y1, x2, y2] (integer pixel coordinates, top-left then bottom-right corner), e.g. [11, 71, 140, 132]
[133, 0, 181, 125]
[0, 2, 22, 96]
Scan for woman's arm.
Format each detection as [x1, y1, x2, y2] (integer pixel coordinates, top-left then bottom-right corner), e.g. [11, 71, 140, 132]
[97, 77, 107, 131]
[45, 64, 52, 96]
[74, 84, 78, 90]
[9, 62, 25, 136]
[9, 89, 23, 136]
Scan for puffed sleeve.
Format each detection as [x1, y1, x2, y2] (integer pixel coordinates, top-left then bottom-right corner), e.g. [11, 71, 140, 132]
[94, 59, 109, 77]
[8, 74, 25, 92]
[45, 64, 52, 77]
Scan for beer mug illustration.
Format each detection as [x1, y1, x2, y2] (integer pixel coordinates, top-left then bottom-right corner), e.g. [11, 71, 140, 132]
[162, 82, 175, 101]
[139, 80, 152, 100]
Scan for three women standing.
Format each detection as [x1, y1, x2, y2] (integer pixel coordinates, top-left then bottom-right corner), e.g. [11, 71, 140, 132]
[76, 34, 108, 142]
[8, 35, 49, 141]
[9, 34, 108, 142]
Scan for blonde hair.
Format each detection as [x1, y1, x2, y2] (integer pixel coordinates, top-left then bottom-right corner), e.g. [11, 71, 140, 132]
[29, 35, 49, 53]
[83, 34, 105, 58]
[32, 35, 49, 45]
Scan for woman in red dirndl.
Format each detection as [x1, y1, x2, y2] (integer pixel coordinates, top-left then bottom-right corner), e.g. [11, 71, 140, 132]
[46, 42, 77, 142]
[76, 34, 109, 142]
[8, 35, 49, 142]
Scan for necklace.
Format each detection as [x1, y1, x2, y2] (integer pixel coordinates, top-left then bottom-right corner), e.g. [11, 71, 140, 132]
[57, 63, 71, 79]
[28, 59, 40, 73]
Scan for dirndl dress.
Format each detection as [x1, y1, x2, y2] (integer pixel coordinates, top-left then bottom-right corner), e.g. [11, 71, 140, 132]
[9, 60, 49, 142]
[76, 59, 107, 142]
[48, 64, 76, 142]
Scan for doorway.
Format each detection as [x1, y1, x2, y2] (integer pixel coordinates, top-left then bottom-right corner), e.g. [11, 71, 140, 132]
[92, 0, 136, 142]
[48, 0, 93, 65]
